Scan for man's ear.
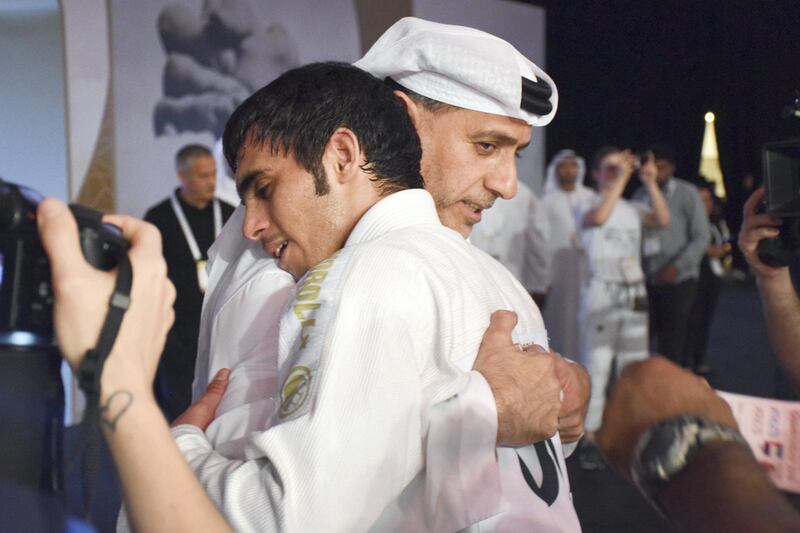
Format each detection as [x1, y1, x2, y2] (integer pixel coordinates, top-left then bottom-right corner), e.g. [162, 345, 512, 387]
[393, 90, 422, 128]
[325, 127, 362, 184]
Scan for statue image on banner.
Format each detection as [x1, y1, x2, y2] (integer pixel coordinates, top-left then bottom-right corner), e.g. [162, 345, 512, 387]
[153, 0, 299, 139]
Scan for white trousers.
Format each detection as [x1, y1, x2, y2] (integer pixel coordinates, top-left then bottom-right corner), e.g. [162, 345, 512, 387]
[578, 279, 649, 432]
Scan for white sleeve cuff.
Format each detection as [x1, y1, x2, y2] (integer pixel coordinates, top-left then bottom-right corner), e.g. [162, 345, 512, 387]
[171, 423, 213, 456]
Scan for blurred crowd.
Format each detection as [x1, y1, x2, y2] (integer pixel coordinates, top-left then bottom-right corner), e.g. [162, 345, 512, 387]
[472, 144, 758, 470]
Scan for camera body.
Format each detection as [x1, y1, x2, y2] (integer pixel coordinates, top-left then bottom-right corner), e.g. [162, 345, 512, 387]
[0, 179, 128, 347]
[757, 138, 800, 267]
[0, 178, 129, 493]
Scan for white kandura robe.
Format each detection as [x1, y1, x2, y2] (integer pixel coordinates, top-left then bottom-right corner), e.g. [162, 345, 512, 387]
[541, 150, 595, 359]
[169, 190, 580, 532]
[471, 180, 550, 295]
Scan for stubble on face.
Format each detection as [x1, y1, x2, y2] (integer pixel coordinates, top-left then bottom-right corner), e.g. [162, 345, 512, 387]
[236, 139, 349, 280]
[655, 160, 674, 186]
[415, 107, 530, 237]
[556, 159, 579, 191]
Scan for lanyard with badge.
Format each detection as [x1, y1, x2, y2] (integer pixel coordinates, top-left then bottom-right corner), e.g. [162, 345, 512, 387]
[170, 191, 221, 292]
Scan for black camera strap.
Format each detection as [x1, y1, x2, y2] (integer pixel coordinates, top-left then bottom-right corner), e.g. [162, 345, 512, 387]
[74, 253, 133, 521]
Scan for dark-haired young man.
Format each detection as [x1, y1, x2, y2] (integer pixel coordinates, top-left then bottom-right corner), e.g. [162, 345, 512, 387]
[166, 19, 582, 533]
[144, 144, 235, 419]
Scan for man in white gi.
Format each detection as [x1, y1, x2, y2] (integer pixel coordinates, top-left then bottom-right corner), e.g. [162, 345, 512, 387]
[166, 19, 582, 532]
[542, 150, 594, 360]
[187, 19, 587, 457]
[576, 147, 669, 469]
[471, 180, 551, 307]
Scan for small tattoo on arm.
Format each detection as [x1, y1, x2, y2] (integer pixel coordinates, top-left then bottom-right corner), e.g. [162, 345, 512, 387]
[100, 390, 134, 432]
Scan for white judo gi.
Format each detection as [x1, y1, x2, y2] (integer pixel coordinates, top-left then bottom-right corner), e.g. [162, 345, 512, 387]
[190, 207, 295, 455]
[541, 151, 595, 359]
[471, 180, 550, 295]
[577, 198, 650, 432]
[172, 189, 580, 532]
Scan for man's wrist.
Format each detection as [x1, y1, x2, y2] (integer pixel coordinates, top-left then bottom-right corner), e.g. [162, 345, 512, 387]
[100, 358, 152, 404]
[633, 416, 749, 514]
[477, 369, 516, 446]
[756, 265, 792, 287]
[99, 387, 161, 439]
[657, 440, 749, 511]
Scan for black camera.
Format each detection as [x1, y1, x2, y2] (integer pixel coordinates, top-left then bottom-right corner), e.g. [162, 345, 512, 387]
[0, 178, 128, 494]
[0, 178, 128, 346]
[757, 138, 800, 267]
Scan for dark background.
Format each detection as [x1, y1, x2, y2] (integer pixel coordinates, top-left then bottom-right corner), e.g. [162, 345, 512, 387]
[509, 6, 800, 529]
[521, 0, 800, 197]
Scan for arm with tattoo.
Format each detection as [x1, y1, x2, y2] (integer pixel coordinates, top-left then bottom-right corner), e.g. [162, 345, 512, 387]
[38, 198, 231, 533]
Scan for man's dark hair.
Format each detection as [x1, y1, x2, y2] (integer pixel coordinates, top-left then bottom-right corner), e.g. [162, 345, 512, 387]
[175, 144, 212, 171]
[383, 77, 453, 113]
[648, 143, 676, 165]
[591, 145, 620, 172]
[223, 62, 423, 196]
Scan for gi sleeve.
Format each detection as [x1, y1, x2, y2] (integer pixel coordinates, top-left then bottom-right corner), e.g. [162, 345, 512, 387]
[163, 249, 467, 532]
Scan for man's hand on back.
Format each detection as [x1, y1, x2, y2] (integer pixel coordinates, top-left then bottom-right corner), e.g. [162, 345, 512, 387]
[473, 310, 563, 447]
[172, 368, 230, 431]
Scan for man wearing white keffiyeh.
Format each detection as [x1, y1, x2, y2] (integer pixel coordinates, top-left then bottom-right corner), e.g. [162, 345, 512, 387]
[542, 150, 595, 360]
[148, 18, 588, 533]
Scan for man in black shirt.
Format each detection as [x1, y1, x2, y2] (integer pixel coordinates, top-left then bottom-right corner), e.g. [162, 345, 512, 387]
[144, 144, 235, 419]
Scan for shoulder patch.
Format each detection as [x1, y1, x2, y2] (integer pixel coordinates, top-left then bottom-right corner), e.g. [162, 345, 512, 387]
[275, 250, 349, 423]
[279, 365, 314, 418]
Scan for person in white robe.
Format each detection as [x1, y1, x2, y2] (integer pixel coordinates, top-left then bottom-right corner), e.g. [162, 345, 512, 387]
[471, 180, 551, 306]
[174, 55, 579, 531]
[156, 18, 586, 533]
[575, 147, 669, 470]
[542, 150, 595, 359]
[191, 17, 588, 458]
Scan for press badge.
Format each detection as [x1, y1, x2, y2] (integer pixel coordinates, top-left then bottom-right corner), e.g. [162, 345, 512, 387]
[643, 237, 661, 257]
[196, 260, 208, 292]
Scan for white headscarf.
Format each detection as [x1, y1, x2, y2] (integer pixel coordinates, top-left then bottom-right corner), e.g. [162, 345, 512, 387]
[541, 149, 593, 359]
[543, 149, 587, 195]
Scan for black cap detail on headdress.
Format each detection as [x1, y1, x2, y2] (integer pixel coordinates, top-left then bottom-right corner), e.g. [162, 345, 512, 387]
[521, 76, 553, 116]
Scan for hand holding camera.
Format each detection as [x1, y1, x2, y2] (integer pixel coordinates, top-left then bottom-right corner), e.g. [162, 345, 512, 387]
[36, 198, 175, 394]
[739, 187, 785, 277]
[33, 196, 229, 533]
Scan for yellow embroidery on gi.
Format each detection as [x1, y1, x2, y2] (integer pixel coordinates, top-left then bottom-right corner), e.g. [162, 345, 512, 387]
[279, 365, 312, 418]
